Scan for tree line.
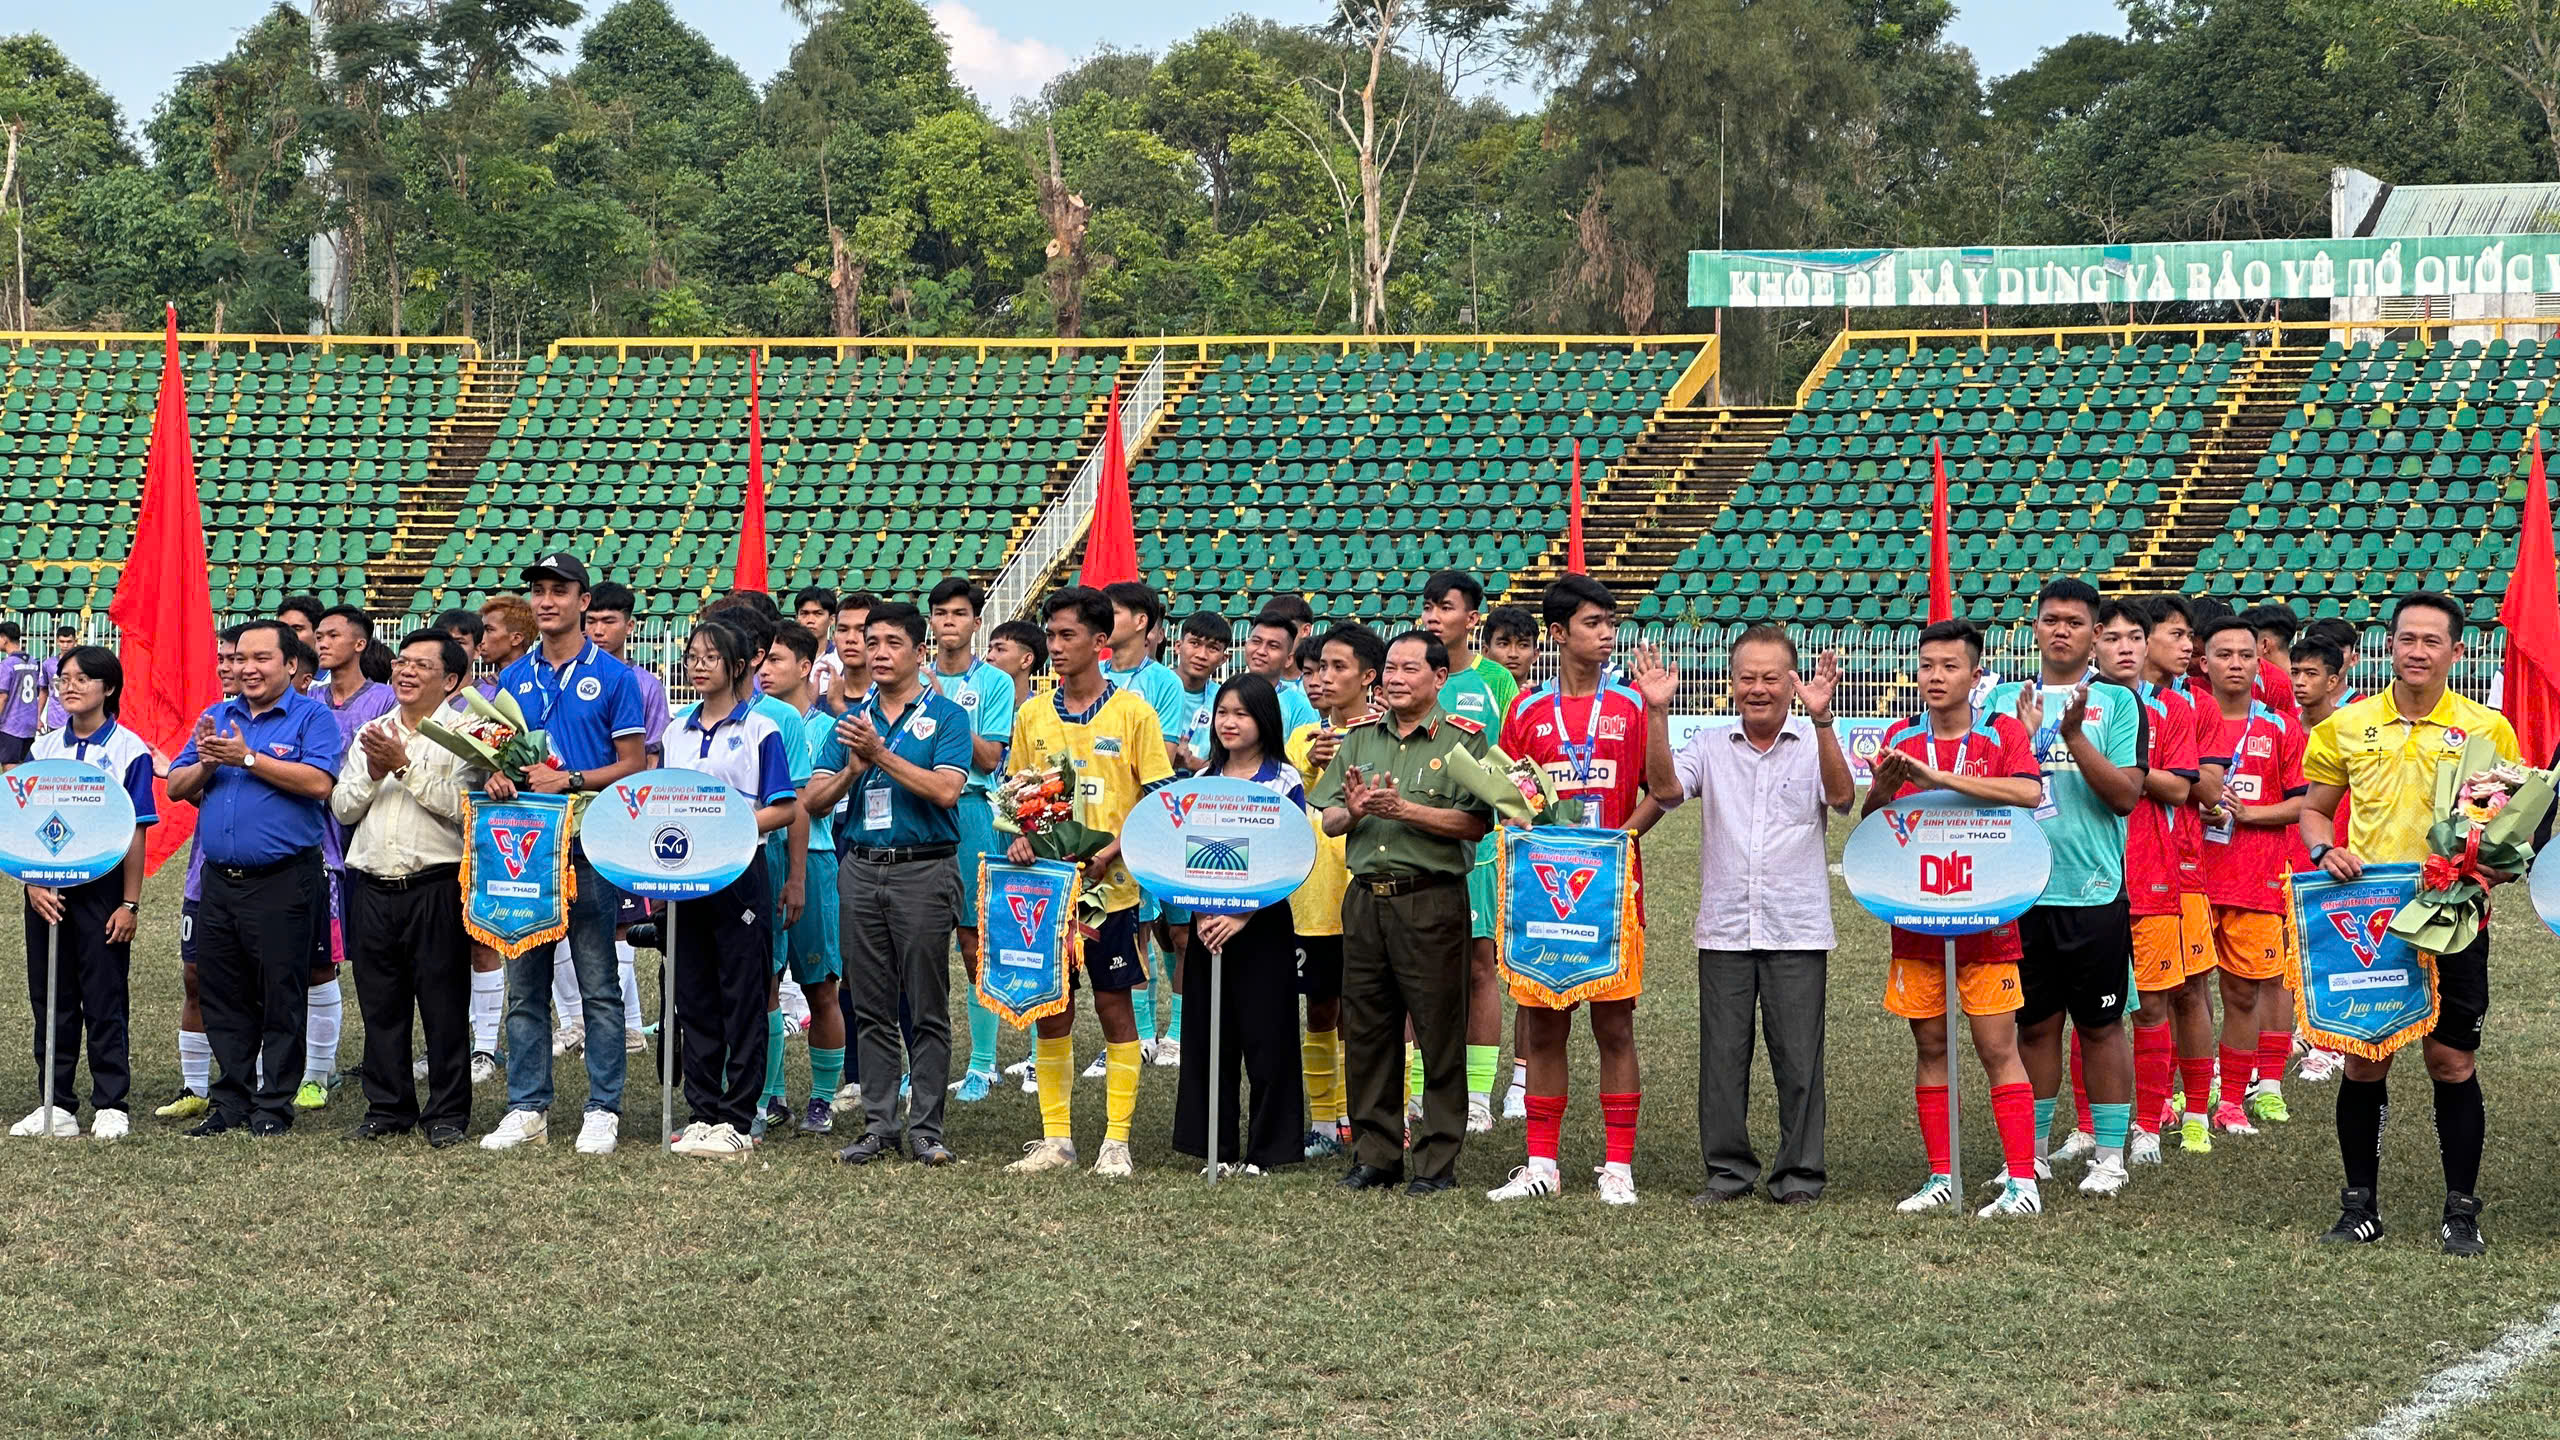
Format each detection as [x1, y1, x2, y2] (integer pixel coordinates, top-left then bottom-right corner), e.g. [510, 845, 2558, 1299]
[0, 0, 2554, 399]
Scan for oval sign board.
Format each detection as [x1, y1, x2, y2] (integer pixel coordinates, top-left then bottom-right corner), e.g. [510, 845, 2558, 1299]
[0, 758, 139, 886]
[1842, 792, 2052, 938]
[579, 768, 760, 899]
[1120, 775, 1318, 916]
[2532, 849, 2560, 942]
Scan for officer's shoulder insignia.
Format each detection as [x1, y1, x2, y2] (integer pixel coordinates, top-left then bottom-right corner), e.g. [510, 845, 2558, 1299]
[1345, 713, 1383, 729]
[1444, 714, 1485, 735]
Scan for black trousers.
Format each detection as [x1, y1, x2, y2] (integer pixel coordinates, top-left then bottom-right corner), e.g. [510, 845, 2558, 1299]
[348, 867, 471, 1131]
[672, 864, 772, 1131]
[196, 851, 324, 1128]
[20, 875, 131, 1115]
[1172, 905, 1305, 1170]
[1341, 877, 1471, 1179]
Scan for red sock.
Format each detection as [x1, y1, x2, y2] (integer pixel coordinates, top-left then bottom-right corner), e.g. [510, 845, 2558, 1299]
[1915, 1084, 1952, 1174]
[2068, 1031, 2093, 1134]
[1989, 1082, 2039, 1180]
[1600, 1091, 1639, 1166]
[2133, 1023, 2174, 1134]
[1524, 1092, 1566, 1165]
[2255, 1030, 2292, 1088]
[2178, 1054, 2215, 1117]
[2218, 1045, 2253, 1110]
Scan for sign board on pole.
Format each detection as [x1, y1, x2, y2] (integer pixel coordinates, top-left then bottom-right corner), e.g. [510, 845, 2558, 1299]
[579, 768, 760, 899]
[0, 759, 140, 885]
[1842, 792, 2051, 936]
[1119, 776, 1316, 916]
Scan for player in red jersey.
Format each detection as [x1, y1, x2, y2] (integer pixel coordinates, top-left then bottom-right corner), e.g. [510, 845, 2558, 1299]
[2149, 595, 2227, 1143]
[1484, 576, 1680, 1206]
[2284, 632, 2356, 1085]
[2193, 616, 2308, 1143]
[1862, 620, 2049, 1218]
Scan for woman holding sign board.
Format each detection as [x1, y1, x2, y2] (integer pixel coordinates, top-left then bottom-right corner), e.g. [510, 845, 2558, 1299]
[1168, 674, 1308, 1176]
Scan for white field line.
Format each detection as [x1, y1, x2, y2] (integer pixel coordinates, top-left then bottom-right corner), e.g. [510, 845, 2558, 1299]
[2351, 1298, 2560, 1440]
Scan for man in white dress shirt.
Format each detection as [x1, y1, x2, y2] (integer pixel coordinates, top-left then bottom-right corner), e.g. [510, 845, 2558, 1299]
[1653, 625, 1852, 1205]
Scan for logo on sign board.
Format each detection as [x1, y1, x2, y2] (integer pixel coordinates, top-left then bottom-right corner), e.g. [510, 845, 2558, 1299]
[1531, 861, 1598, 919]
[4, 775, 31, 808]
[1184, 836, 1250, 875]
[617, 785, 655, 820]
[1159, 791, 1202, 828]
[34, 812, 71, 856]
[1920, 852, 1975, 896]
[2328, 906, 2396, 968]
[1884, 810, 1923, 847]
[651, 824, 691, 868]
[1006, 891, 1049, 943]
[490, 822, 544, 879]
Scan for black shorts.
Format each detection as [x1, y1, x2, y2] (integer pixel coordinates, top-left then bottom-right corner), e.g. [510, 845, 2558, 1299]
[1074, 907, 1149, 994]
[2017, 898, 2131, 1030]
[1296, 934, 1343, 1001]
[2433, 931, 2490, 1054]
[180, 897, 199, 968]
[617, 891, 654, 927]
[0, 733, 29, 765]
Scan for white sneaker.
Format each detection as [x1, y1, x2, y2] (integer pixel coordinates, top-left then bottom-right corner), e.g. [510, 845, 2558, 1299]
[1091, 1138, 1134, 1178]
[574, 1111, 619, 1155]
[1501, 1085, 1527, 1121]
[1080, 1052, 1108, 1080]
[1004, 1056, 1036, 1078]
[686, 1122, 753, 1160]
[479, 1109, 546, 1150]
[412, 1058, 430, 1081]
[1151, 1038, 1182, 1067]
[2129, 1130, 2163, 1166]
[1202, 1161, 1265, 1179]
[669, 1120, 713, 1152]
[2079, 1155, 2129, 1196]
[1007, 1136, 1078, 1174]
[1896, 1174, 1955, 1212]
[2052, 1129, 2096, 1164]
[469, 1051, 500, 1086]
[1595, 1165, 1638, 1206]
[2298, 1047, 2345, 1083]
[834, 1080, 862, 1107]
[551, 1024, 583, 1056]
[624, 1028, 647, 1054]
[1019, 1065, 1040, 1095]
[1137, 1038, 1160, 1065]
[1981, 1158, 2054, 1191]
[1406, 1093, 1425, 1124]
[89, 1108, 128, 1142]
[9, 1106, 76, 1138]
[1977, 1178, 2044, 1218]
[1465, 1096, 1495, 1134]
[1486, 1164, 1561, 1201]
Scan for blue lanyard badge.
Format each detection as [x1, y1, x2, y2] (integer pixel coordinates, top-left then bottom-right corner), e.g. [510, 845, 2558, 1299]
[1549, 689, 1601, 786]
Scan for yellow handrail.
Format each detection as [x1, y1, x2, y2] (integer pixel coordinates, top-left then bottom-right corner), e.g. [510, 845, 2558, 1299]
[1663, 337, 1721, 408]
[1795, 327, 1852, 407]
[0, 330, 477, 356]
[545, 332, 1719, 362]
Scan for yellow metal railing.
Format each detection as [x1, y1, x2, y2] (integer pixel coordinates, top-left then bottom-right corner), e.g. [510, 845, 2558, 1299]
[0, 330, 478, 356]
[1663, 337, 1721, 408]
[546, 332, 1719, 363]
[1794, 327, 1852, 406]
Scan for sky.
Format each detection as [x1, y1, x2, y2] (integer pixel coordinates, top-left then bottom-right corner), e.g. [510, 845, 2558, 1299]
[5, 0, 2127, 139]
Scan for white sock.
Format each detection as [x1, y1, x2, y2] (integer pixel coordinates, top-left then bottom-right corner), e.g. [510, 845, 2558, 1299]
[303, 980, 342, 1083]
[1602, 1159, 1632, 1182]
[1527, 1156, 1561, 1180]
[470, 968, 503, 1054]
[178, 1029, 211, 1095]
[1507, 1060, 1527, 1096]
[778, 975, 810, 1028]
[551, 940, 581, 1030]
[2248, 1076, 2282, 1097]
[615, 940, 644, 1031]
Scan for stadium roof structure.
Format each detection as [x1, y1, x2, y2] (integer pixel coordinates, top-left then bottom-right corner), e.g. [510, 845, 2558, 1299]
[2334, 168, 2560, 238]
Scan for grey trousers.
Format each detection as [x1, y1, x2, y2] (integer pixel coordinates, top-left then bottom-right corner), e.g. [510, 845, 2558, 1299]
[1697, 947, 1828, 1200]
[841, 853, 959, 1149]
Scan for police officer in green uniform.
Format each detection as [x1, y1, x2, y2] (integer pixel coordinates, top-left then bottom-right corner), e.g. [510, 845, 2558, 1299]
[1310, 631, 1494, 1195]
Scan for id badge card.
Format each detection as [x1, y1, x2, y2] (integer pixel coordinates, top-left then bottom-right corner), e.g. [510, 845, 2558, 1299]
[864, 784, 892, 831]
[2034, 775, 2060, 821]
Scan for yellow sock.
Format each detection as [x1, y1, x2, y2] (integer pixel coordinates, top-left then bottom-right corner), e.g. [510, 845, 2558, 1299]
[1302, 1028, 1338, 1124]
[1104, 1039, 1144, 1143]
[1035, 1034, 1074, 1140]
[1335, 1036, 1348, 1121]
[1406, 1041, 1423, 1102]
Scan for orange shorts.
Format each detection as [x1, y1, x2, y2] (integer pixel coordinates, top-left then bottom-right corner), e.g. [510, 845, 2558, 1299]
[2132, 914, 2185, 993]
[2212, 906, 2287, 981]
[2178, 892, 2218, 979]
[1506, 947, 1643, 1008]
[1884, 952, 2023, 1020]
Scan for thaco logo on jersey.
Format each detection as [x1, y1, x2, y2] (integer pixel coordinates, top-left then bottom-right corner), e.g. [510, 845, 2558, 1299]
[1920, 852, 1975, 896]
[1531, 861, 1599, 919]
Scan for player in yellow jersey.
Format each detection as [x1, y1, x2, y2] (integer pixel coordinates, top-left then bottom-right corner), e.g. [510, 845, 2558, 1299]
[1287, 622, 1385, 1158]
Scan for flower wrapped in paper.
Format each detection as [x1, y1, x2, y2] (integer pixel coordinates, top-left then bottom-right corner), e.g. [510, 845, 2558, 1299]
[2385, 741, 2555, 955]
[418, 686, 558, 786]
[1446, 744, 1586, 827]
[991, 754, 1110, 928]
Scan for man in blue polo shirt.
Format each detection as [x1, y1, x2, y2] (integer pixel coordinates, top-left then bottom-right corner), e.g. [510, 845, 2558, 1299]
[805, 601, 973, 1166]
[168, 619, 346, 1137]
[481, 554, 649, 1156]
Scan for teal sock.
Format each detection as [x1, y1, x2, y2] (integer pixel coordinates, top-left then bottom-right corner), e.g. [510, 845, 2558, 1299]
[967, 985, 1000, 1075]
[2033, 1096, 2057, 1158]
[2091, 1101, 2132, 1153]
[1131, 970, 1158, 1043]
[1169, 994, 1183, 1045]
[763, 1009, 787, 1103]
[811, 1046, 844, 1106]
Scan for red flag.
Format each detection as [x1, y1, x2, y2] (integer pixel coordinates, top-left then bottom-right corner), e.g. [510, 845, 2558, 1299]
[107, 305, 220, 875]
[1566, 439, 1586, 574]
[2501, 428, 2560, 764]
[732, 349, 768, 592]
[1927, 438, 1954, 624]
[1077, 384, 1139, 589]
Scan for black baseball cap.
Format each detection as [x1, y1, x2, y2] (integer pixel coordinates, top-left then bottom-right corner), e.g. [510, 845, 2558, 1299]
[521, 552, 591, 589]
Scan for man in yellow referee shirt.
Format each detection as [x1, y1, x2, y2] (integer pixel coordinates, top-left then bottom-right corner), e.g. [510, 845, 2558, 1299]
[2301, 593, 2520, 1257]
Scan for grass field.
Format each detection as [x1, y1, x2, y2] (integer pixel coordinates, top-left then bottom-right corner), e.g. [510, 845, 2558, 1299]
[3, 820, 2559, 1438]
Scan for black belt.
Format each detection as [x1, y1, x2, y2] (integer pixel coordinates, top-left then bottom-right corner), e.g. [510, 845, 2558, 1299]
[350, 863, 460, 892]
[845, 843, 957, 864]
[208, 851, 315, 882]
[1355, 870, 1458, 898]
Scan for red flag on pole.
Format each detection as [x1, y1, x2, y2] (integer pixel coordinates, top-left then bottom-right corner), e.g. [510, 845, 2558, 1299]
[2501, 428, 2560, 764]
[1566, 439, 1586, 574]
[107, 305, 220, 875]
[732, 349, 769, 592]
[1077, 384, 1139, 589]
[1927, 437, 1954, 624]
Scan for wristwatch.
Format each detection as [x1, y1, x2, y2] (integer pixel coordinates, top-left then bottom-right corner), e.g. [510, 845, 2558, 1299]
[568, 770, 586, 793]
[2308, 843, 2333, 864]
[118, 901, 139, 915]
[243, 749, 258, 771]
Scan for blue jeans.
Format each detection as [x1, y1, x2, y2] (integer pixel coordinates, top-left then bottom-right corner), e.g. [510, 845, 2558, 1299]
[503, 853, 625, 1114]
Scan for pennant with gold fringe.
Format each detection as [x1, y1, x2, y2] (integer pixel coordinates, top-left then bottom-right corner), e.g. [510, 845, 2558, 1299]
[460, 792, 578, 960]
[976, 857, 1084, 1028]
[1497, 824, 1643, 1008]
[2286, 862, 2439, 1062]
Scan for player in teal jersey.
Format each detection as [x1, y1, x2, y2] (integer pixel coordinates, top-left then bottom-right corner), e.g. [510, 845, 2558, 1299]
[1244, 605, 1323, 735]
[1420, 571, 1521, 1132]
[928, 578, 1019, 1102]
[759, 623, 851, 1133]
[1168, 611, 1230, 773]
[1478, 603, 1540, 1115]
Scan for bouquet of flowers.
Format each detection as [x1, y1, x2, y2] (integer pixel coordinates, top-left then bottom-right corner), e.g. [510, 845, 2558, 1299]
[2386, 740, 2555, 954]
[1447, 745, 1586, 827]
[417, 686, 558, 786]
[991, 754, 1112, 929]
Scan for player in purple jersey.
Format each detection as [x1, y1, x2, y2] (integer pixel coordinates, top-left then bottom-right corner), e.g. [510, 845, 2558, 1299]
[39, 625, 75, 731]
[156, 629, 244, 1121]
[0, 622, 46, 768]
